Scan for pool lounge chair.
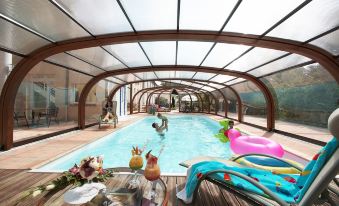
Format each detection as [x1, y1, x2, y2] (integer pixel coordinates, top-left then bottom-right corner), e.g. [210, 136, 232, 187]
[99, 101, 118, 129]
[177, 108, 339, 206]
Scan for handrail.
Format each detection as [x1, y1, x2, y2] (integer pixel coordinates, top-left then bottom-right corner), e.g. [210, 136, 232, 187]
[192, 169, 290, 206]
[232, 153, 304, 172]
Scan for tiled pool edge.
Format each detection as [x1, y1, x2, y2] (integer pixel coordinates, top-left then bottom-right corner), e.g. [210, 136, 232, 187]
[31, 116, 148, 170]
[205, 115, 310, 163]
[0, 114, 147, 169]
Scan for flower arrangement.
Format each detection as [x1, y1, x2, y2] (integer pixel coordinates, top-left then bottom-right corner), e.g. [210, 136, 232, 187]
[20, 156, 114, 200]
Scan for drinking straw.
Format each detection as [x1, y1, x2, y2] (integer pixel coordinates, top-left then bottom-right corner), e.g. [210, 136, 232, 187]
[157, 145, 165, 158]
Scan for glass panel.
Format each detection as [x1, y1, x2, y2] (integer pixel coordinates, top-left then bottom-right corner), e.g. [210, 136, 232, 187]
[103, 43, 151, 67]
[268, 0, 339, 42]
[224, 0, 303, 35]
[261, 63, 336, 141]
[56, 0, 132, 35]
[226, 78, 246, 85]
[155, 71, 175, 79]
[249, 54, 311, 77]
[46, 53, 103, 75]
[190, 83, 203, 89]
[106, 77, 125, 84]
[210, 74, 234, 83]
[171, 80, 182, 84]
[175, 71, 195, 79]
[193, 72, 216, 80]
[0, 51, 22, 94]
[177, 41, 213, 65]
[221, 87, 238, 119]
[69, 47, 125, 70]
[120, 0, 177, 31]
[226, 47, 288, 72]
[201, 86, 216, 92]
[134, 72, 157, 80]
[202, 43, 251, 68]
[85, 80, 109, 124]
[140, 41, 176, 65]
[232, 81, 267, 128]
[180, 0, 238, 31]
[208, 83, 225, 89]
[0, 18, 49, 54]
[310, 29, 339, 55]
[13, 62, 92, 141]
[114, 74, 139, 82]
[179, 81, 192, 86]
[0, 0, 89, 41]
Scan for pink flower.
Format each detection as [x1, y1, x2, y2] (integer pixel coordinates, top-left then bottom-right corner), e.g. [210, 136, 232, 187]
[69, 164, 79, 175]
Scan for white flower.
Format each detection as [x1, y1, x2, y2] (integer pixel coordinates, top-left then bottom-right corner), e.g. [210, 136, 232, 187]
[32, 189, 42, 197]
[45, 184, 55, 191]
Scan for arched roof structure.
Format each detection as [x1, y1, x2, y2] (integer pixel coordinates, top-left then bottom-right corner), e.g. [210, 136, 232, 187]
[0, 0, 338, 149]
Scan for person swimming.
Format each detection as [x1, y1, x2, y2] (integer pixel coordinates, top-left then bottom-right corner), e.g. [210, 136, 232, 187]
[152, 122, 166, 136]
[157, 113, 168, 131]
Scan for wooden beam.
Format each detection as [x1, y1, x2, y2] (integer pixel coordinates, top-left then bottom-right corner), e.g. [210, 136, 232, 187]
[2, 31, 338, 149]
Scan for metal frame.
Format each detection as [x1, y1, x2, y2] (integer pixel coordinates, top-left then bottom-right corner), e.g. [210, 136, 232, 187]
[108, 78, 242, 119]
[130, 86, 202, 113]
[145, 88, 209, 114]
[110, 80, 229, 117]
[1, 31, 339, 149]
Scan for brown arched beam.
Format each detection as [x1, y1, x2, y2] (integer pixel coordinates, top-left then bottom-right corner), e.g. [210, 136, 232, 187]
[78, 67, 271, 129]
[127, 80, 227, 114]
[130, 85, 203, 113]
[158, 87, 218, 114]
[148, 89, 201, 111]
[144, 88, 205, 113]
[137, 86, 214, 113]
[109, 79, 230, 117]
[109, 78, 239, 119]
[145, 88, 200, 113]
[161, 80, 228, 117]
[2, 31, 338, 149]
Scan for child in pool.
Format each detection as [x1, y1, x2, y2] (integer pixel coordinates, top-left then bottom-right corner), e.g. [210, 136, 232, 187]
[157, 113, 168, 131]
[152, 122, 166, 135]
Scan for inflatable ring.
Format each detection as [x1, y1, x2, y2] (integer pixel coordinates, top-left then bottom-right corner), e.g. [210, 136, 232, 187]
[227, 129, 285, 158]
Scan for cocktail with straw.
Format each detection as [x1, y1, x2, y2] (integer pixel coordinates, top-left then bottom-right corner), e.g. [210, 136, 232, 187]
[128, 140, 149, 188]
[144, 145, 165, 199]
[128, 146, 143, 188]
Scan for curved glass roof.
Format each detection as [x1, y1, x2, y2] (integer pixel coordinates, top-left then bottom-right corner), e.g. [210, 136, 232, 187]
[0, 0, 338, 93]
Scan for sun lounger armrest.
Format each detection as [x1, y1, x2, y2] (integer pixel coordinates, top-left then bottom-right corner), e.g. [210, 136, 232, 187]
[231, 153, 303, 172]
[197, 169, 290, 206]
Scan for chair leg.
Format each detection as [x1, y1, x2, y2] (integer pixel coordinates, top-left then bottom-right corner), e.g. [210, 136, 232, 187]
[25, 117, 29, 128]
[48, 116, 51, 128]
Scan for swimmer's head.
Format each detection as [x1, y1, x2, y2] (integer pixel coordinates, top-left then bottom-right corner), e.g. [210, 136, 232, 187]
[152, 123, 157, 128]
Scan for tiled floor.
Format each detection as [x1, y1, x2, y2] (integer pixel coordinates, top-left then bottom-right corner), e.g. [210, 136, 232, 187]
[1, 112, 328, 170]
[1, 114, 147, 169]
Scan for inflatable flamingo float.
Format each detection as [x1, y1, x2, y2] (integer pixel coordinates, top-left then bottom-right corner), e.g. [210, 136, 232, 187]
[225, 129, 284, 158]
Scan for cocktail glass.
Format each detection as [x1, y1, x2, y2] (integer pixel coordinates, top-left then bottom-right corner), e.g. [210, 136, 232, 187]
[128, 147, 144, 188]
[144, 151, 161, 199]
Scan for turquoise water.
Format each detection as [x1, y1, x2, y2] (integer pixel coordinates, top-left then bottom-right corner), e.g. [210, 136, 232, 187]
[38, 115, 232, 173]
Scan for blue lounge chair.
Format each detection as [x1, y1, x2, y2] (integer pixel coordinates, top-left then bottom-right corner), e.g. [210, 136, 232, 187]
[177, 108, 339, 206]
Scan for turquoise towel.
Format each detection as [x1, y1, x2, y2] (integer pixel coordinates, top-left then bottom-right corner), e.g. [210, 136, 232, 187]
[180, 137, 338, 204]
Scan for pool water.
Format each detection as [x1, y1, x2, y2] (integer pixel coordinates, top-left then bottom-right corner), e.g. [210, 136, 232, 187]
[38, 115, 233, 173]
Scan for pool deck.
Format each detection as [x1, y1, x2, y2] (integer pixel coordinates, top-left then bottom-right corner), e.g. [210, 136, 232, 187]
[1, 113, 338, 205]
[0, 169, 337, 206]
[0, 112, 328, 169]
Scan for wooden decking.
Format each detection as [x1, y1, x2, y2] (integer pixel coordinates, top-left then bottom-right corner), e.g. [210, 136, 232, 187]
[0, 169, 337, 206]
